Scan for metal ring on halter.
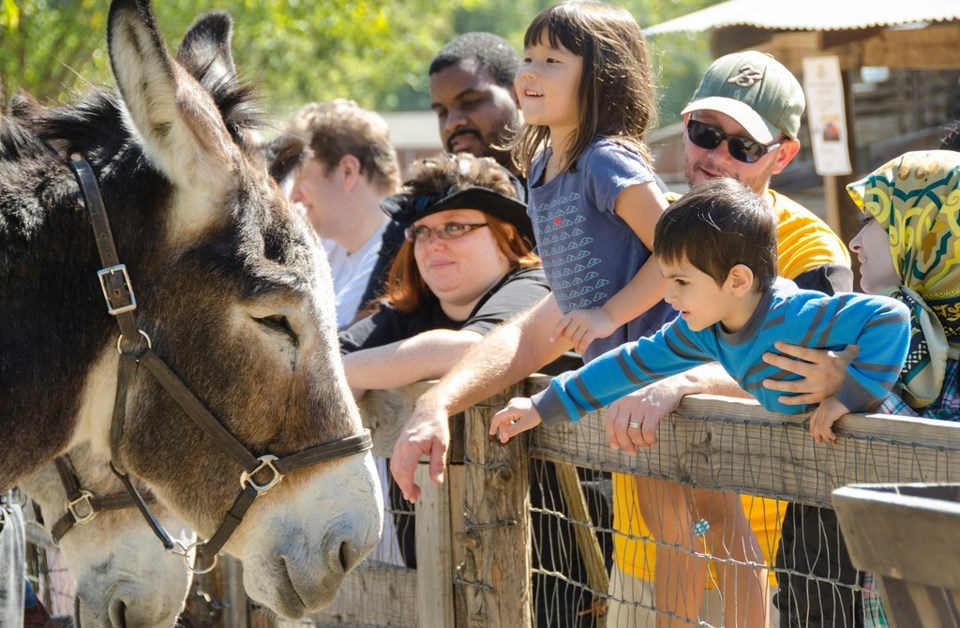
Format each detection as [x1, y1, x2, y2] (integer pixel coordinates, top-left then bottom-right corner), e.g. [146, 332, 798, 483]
[66, 490, 98, 524]
[240, 455, 283, 494]
[172, 540, 218, 575]
[116, 329, 153, 355]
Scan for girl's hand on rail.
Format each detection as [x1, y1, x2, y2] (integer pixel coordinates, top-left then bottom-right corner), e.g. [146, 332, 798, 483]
[490, 397, 543, 443]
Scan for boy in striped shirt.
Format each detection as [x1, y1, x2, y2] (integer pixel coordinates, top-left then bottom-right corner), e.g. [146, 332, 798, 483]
[491, 177, 910, 444]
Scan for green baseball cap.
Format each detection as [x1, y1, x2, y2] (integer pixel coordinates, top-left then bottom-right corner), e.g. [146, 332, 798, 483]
[681, 51, 805, 144]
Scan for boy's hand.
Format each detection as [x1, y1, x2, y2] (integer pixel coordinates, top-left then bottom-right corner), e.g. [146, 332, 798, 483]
[809, 396, 850, 444]
[550, 308, 617, 354]
[489, 397, 543, 443]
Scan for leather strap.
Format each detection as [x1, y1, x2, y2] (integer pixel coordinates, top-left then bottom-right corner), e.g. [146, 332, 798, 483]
[139, 349, 259, 471]
[68, 155, 141, 343]
[49, 456, 154, 543]
[69, 154, 373, 570]
[274, 431, 372, 475]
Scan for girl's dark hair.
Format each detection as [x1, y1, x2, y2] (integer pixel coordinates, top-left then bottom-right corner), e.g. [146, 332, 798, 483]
[655, 178, 778, 291]
[511, 0, 658, 175]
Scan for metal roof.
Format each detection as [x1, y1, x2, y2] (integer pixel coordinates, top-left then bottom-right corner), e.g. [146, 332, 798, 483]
[644, 0, 960, 36]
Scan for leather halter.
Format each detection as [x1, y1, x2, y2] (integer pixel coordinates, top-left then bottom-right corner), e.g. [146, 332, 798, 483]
[68, 155, 372, 573]
[49, 455, 153, 543]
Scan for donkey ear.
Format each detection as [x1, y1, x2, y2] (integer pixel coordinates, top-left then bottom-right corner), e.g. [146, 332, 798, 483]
[176, 11, 237, 87]
[107, 0, 237, 194]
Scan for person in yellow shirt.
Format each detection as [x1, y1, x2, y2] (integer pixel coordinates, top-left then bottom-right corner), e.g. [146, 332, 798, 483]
[605, 51, 851, 628]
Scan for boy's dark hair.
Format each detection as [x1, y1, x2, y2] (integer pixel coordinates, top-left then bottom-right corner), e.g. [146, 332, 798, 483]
[429, 32, 520, 88]
[655, 178, 778, 291]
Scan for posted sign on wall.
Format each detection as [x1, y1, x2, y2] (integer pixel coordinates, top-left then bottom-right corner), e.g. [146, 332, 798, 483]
[802, 56, 852, 176]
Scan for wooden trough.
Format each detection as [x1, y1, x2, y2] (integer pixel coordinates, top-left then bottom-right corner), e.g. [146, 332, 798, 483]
[833, 483, 960, 628]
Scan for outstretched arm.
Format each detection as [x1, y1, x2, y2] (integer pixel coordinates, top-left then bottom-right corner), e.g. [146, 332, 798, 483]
[552, 182, 667, 353]
[605, 363, 750, 453]
[390, 294, 572, 502]
[342, 328, 484, 397]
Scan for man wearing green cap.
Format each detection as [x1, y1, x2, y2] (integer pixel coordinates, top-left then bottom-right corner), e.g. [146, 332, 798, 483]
[605, 51, 860, 627]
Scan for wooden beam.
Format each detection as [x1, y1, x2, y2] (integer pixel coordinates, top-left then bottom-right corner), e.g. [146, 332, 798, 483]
[524, 376, 960, 508]
[416, 465, 456, 627]
[722, 23, 960, 71]
[459, 384, 532, 627]
[860, 24, 960, 69]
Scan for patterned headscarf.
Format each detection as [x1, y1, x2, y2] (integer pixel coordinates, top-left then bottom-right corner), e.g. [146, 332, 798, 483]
[846, 150, 960, 408]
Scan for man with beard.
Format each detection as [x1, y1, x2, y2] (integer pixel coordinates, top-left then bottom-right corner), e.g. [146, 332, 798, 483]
[359, 33, 525, 310]
[427, 32, 524, 178]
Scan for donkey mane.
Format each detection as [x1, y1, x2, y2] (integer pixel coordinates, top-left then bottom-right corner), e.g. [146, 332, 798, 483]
[21, 70, 264, 166]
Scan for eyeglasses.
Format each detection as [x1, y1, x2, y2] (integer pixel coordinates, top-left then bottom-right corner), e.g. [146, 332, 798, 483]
[686, 119, 782, 164]
[404, 222, 489, 243]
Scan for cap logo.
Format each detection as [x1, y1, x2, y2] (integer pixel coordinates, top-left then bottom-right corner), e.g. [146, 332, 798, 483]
[727, 64, 764, 87]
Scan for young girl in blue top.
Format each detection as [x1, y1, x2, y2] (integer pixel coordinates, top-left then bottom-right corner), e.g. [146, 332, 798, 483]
[509, 3, 767, 626]
[513, 0, 672, 361]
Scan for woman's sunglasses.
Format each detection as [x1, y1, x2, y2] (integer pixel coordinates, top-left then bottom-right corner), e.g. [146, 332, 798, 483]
[686, 119, 782, 164]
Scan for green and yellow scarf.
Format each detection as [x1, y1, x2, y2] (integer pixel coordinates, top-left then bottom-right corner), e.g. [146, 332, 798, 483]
[847, 150, 960, 408]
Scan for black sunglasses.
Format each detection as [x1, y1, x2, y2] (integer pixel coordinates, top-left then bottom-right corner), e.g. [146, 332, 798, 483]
[686, 119, 782, 164]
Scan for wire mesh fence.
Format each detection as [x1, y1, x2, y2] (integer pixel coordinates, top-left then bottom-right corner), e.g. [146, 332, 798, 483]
[311, 379, 960, 627]
[13, 379, 960, 627]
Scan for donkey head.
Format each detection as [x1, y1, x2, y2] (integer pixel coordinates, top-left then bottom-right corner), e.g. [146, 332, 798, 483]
[18, 445, 195, 628]
[16, 0, 383, 617]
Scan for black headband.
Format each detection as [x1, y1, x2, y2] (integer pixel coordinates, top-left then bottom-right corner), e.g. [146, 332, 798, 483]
[380, 185, 534, 245]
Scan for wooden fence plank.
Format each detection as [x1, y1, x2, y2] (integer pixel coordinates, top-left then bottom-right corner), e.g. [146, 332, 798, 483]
[459, 385, 531, 627]
[416, 464, 455, 627]
[525, 382, 960, 507]
[358, 382, 434, 458]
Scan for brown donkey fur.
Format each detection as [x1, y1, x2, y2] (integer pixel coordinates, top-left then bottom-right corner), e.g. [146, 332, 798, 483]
[0, 0, 382, 618]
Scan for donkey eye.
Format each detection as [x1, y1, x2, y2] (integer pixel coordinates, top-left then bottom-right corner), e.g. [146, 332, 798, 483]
[256, 315, 298, 345]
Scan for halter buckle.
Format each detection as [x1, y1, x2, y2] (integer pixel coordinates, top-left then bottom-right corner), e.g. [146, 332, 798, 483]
[98, 264, 137, 315]
[66, 490, 97, 524]
[240, 455, 283, 494]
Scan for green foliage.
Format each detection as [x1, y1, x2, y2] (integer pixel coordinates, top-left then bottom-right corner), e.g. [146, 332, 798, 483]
[1, 0, 721, 128]
[1, 0, 470, 115]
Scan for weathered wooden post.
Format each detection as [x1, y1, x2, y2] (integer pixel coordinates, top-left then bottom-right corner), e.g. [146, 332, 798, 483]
[458, 383, 531, 627]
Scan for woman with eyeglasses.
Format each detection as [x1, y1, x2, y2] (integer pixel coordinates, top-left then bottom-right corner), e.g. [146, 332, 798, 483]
[339, 152, 545, 393]
[337, 152, 544, 566]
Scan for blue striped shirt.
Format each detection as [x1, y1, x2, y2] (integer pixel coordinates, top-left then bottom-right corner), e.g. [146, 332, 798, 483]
[533, 280, 911, 425]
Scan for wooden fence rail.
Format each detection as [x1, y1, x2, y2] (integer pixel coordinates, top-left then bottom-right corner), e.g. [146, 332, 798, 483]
[308, 376, 960, 627]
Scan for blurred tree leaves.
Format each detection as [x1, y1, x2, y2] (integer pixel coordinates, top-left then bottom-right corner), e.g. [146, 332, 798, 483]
[1, 0, 474, 115]
[1, 0, 719, 126]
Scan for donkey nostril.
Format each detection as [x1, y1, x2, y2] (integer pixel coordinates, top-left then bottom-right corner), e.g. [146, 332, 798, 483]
[111, 599, 128, 628]
[338, 539, 361, 573]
